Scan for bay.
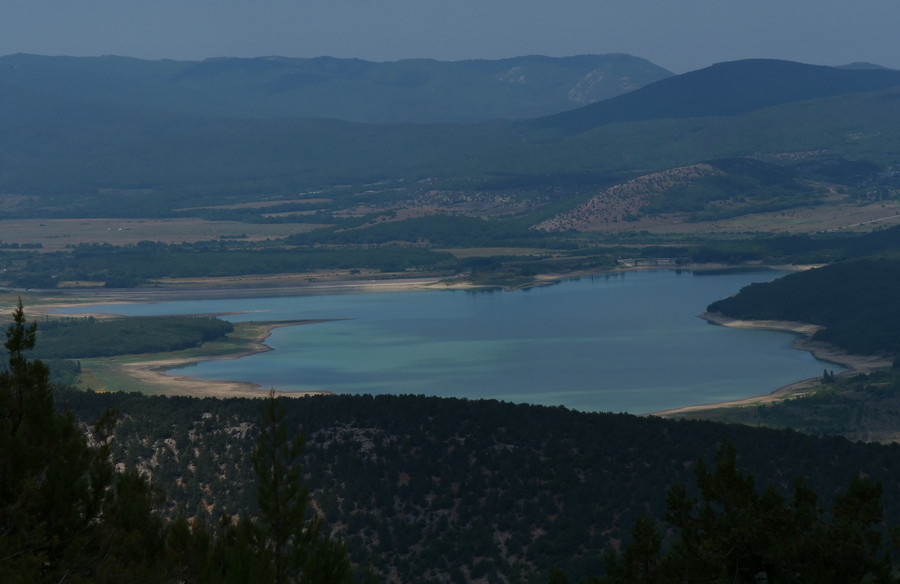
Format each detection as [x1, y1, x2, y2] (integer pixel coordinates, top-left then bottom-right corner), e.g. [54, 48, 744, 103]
[61, 270, 842, 414]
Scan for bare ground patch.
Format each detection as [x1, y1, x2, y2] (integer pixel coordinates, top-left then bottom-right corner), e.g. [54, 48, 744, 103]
[564, 200, 900, 236]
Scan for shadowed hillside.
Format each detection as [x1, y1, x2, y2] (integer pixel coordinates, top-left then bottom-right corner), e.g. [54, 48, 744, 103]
[529, 59, 900, 133]
[0, 53, 671, 123]
[59, 389, 900, 583]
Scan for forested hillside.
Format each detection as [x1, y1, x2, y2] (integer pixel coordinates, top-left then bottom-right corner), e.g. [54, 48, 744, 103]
[529, 59, 900, 133]
[0, 303, 356, 583]
[707, 257, 900, 355]
[674, 367, 900, 443]
[60, 387, 900, 583]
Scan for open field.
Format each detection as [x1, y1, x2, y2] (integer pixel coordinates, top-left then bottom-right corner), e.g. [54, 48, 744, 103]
[0, 217, 325, 251]
[586, 200, 900, 235]
[3, 190, 899, 268]
[436, 247, 554, 258]
[175, 197, 332, 211]
[145, 269, 429, 289]
[0, 273, 453, 319]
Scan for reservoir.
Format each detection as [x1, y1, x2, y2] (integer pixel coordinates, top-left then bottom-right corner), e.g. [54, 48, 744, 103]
[62, 270, 841, 414]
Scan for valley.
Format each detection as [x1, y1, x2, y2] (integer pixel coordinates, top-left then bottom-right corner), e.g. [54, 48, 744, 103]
[5, 53, 900, 441]
[4, 52, 900, 583]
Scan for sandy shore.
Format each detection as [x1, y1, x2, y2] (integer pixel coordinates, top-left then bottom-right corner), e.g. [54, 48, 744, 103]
[1, 273, 481, 399]
[652, 312, 891, 416]
[4, 275, 458, 319]
[96, 321, 336, 399]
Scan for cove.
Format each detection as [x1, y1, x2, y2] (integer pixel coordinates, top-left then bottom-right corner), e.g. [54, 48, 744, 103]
[63, 270, 842, 414]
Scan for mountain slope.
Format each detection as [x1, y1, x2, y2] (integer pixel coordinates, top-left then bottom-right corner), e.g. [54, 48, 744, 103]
[0, 53, 672, 123]
[530, 59, 900, 133]
[2, 58, 900, 229]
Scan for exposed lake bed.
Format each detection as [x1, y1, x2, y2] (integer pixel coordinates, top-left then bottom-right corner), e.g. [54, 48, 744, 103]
[51, 269, 850, 414]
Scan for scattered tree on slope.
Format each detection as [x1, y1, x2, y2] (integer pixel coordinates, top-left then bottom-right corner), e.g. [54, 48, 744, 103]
[0, 301, 358, 583]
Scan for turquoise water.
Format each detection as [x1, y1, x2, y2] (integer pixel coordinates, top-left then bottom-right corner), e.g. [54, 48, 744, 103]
[62, 270, 842, 414]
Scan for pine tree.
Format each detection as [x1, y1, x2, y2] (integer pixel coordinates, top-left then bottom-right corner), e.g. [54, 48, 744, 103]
[600, 438, 895, 583]
[251, 390, 352, 584]
[0, 299, 168, 582]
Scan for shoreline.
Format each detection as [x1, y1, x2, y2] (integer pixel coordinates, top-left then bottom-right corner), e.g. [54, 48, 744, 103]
[4, 275, 456, 318]
[9, 266, 875, 408]
[0, 272, 505, 399]
[651, 312, 891, 416]
[90, 320, 337, 399]
[2, 263, 802, 316]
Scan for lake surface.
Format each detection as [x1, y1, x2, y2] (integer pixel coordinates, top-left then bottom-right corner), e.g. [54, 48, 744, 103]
[62, 270, 842, 414]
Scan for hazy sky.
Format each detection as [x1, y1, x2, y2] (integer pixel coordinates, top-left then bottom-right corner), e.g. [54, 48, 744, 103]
[3, 0, 898, 73]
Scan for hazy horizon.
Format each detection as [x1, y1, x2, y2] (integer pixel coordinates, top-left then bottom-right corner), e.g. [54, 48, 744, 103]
[3, 1, 899, 74]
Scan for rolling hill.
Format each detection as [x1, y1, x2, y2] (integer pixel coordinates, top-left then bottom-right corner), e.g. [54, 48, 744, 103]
[0, 53, 671, 123]
[1, 57, 899, 244]
[528, 59, 900, 133]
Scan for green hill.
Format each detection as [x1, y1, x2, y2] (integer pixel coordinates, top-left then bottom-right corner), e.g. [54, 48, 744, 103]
[707, 255, 900, 355]
[4, 86, 899, 210]
[529, 59, 900, 133]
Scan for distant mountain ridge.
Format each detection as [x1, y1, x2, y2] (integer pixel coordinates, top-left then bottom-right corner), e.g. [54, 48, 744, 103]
[1, 56, 899, 229]
[0, 53, 672, 123]
[531, 59, 900, 133]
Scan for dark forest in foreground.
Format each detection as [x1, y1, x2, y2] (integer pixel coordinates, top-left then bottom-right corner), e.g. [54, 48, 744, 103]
[59, 387, 900, 582]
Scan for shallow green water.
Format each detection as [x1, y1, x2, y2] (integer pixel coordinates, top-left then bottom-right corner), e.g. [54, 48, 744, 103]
[65, 270, 842, 413]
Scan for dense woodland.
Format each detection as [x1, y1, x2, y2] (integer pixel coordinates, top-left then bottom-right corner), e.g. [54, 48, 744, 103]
[0, 243, 459, 289]
[707, 256, 900, 355]
[53, 371, 900, 582]
[30, 315, 235, 359]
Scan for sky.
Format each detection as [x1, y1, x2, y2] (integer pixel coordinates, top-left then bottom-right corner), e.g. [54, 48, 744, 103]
[2, 0, 899, 73]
